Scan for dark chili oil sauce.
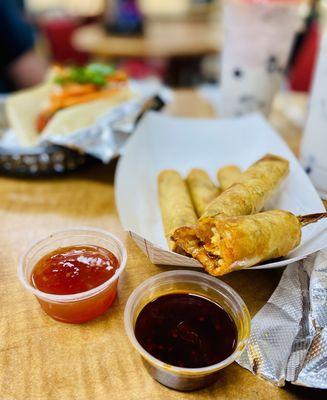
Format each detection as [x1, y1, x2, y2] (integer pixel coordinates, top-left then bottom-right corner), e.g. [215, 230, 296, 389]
[134, 293, 237, 368]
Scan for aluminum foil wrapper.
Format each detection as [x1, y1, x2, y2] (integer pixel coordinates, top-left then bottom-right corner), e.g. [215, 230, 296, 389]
[41, 79, 171, 163]
[237, 249, 327, 389]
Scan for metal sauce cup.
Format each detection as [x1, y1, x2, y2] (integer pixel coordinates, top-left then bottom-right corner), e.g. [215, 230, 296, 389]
[124, 270, 251, 391]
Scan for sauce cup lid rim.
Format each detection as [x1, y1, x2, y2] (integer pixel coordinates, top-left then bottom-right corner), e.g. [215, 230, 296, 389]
[124, 270, 251, 375]
[17, 227, 127, 303]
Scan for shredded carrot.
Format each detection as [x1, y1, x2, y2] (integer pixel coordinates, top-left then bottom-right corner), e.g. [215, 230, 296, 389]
[51, 84, 98, 101]
[55, 87, 121, 108]
[107, 71, 128, 83]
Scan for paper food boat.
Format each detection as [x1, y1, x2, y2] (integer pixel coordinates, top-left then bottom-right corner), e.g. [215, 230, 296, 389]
[115, 112, 327, 270]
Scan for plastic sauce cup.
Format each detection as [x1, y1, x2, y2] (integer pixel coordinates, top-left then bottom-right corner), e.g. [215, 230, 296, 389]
[124, 270, 251, 391]
[18, 228, 127, 324]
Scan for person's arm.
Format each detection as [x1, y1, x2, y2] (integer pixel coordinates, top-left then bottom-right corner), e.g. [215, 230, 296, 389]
[7, 48, 48, 89]
[0, 0, 48, 90]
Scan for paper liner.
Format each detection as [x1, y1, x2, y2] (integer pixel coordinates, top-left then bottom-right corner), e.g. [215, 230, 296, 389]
[116, 112, 327, 271]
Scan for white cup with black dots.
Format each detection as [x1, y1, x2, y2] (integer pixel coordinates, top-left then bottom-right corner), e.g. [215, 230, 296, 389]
[301, 33, 327, 199]
[220, 0, 301, 118]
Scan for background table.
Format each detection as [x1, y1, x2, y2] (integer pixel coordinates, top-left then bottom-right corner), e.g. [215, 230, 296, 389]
[0, 90, 325, 400]
[73, 21, 220, 86]
[73, 21, 220, 59]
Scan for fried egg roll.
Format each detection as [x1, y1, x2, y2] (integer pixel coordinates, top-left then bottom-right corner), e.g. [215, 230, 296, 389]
[201, 154, 289, 219]
[158, 170, 197, 251]
[171, 154, 289, 259]
[173, 210, 301, 276]
[186, 169, 220, 217]
[217, 165, 242, 191]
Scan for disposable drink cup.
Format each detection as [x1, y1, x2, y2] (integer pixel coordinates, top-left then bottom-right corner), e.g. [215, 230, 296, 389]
[301, 33, 327, 199]
[221, 0, 300, 117]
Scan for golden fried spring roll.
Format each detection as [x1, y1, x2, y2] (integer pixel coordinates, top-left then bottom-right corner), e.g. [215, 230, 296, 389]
[158, 170, 197, 251]
[201, 154, 289, 219]
[217, 165, 242, 191]
[171, 154, 289, 259]
[186, 169, 220, 217]
[171, 226, 217, 269]
[173, 210, 301, 276]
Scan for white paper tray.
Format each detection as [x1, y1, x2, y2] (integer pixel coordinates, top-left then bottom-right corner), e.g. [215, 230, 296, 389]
[115, 112, 327, 270]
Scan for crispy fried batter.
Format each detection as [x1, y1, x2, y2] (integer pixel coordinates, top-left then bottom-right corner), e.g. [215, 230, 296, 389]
[158, 170, 197, 251]
[186, 169, 220, 216]
[217, 165, 242, 191]
[194, 210, 301, 276]
[201, 154, 289, 219]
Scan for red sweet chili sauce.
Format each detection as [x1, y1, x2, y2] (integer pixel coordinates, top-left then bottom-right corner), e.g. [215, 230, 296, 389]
[32, 245, 119, 295]
[31, 245, 120, 323]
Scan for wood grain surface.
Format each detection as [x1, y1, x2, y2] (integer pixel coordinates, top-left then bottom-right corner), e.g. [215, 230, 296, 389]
[72, 21, 220, 59]
[0, 90, 325, 400]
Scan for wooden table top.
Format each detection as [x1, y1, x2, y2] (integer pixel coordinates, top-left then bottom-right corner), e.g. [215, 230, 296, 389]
[72, 21, 220, 59]
[0, 90, 325, 400]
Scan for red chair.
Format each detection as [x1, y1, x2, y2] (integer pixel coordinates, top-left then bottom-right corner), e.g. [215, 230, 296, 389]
[40, 16, 89, 65]
[288, 20, 320, 92]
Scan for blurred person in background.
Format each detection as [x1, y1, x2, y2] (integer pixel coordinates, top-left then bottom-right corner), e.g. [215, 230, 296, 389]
[0, 0, 48, 92]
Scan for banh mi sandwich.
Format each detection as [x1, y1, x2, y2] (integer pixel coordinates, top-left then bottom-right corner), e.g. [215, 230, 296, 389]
[171, 154, 289, 258]
[172, 210, 327, 276]
[186, 169, 220, 217]
[40, 90, 132, 140]
[158, 170, 197, 252]
[37, 64, 129, 132]
[6, 84, 51, 146]
[217, 165, 242, 191]
[6, 63, 134, 146]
